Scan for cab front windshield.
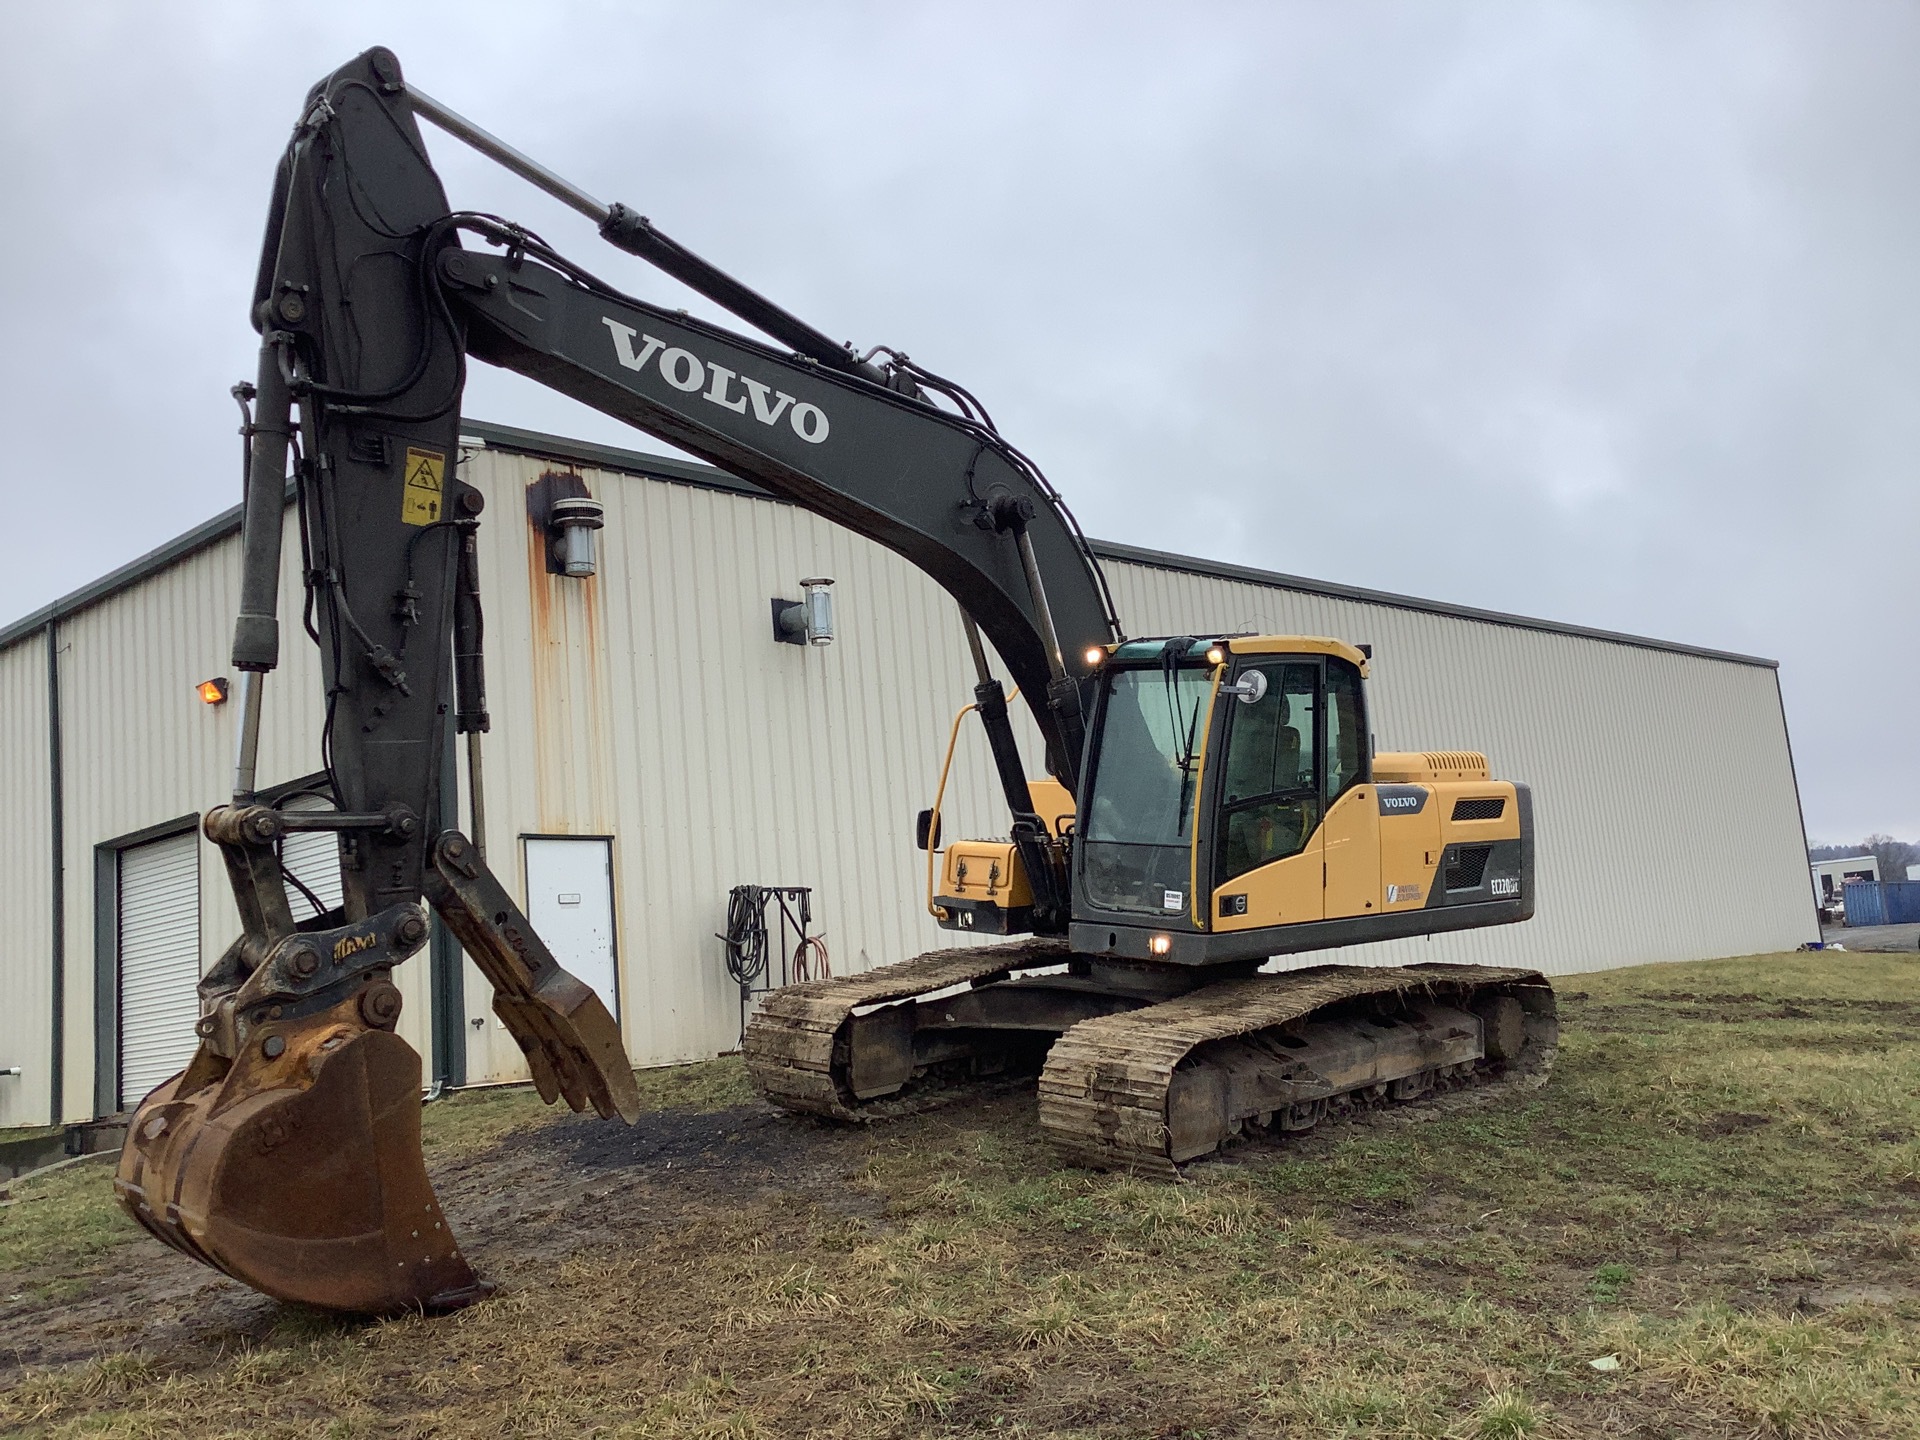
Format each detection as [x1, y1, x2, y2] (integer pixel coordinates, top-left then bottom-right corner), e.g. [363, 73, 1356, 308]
[1080, 664, 1213, 915]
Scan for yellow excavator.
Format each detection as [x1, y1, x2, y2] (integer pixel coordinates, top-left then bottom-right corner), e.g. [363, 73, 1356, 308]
[116, 49, 1554, 1315]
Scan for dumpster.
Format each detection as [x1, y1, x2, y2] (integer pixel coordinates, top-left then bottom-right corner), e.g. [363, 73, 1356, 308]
[1843, 880, 1920, 927]
[1885, 881, 1920, 924]
[1843, 879, 1886, 927]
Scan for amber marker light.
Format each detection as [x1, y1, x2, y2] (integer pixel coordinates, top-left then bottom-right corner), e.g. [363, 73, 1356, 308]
[1083, 645, 1106, 668]
[1149, 934, 1172, 956]
[1205, 645, 1227, 666]
[198, 677, 230, 705]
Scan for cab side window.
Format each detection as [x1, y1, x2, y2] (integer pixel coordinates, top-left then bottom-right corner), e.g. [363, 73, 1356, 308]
[1217, 662, 1318, 882]
[1324, 658, 1368, 802]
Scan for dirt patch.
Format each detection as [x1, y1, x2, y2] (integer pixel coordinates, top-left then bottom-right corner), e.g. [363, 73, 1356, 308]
[1636, 990, 1920, 1019]
[0, 1102, 877, 1383]
[1696, 1111, 1772, 1138]
[1797, 1282, 1918, 1311]
[486, 1101, 851, 1187]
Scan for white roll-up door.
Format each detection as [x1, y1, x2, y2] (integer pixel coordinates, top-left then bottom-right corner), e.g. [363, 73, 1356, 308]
[118, 829, 202, 1109]
[280, 792, 345, 921]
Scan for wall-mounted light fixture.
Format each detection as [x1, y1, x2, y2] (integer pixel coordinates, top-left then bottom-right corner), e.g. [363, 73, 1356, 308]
[198, 676, 230, 705]
[772, 577, 835, 647]
[526, 471, 606, 579]
[549, 496, 605, 577]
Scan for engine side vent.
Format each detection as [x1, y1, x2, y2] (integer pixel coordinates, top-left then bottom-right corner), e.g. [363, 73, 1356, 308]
[1444, 845, 1492, 891]
[1373, 750, 1491, 782]
[1451, 797, 1506, 822]
[1421, 750, 1490, 779]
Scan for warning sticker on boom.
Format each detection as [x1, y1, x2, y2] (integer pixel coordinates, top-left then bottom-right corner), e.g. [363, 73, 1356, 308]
[401, 447, 445, 525]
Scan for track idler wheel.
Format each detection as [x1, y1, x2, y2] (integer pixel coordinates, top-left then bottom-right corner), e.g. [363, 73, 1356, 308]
[116, 989, 489, 1315]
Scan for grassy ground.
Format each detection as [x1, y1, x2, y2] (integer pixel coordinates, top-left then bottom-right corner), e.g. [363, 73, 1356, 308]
[2, 951, 1918, 1438]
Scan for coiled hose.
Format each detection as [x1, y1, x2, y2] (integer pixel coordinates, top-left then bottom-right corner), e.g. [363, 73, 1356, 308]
[719, 885, 771, 988]
[719, 885, 832, 988]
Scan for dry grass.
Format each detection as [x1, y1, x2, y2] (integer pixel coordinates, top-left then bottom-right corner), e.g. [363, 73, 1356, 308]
[0, 1158, 128, 1297]
[2, 952, 1919, 1437]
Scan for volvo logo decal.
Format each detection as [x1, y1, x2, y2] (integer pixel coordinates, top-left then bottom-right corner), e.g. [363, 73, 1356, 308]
[601, 318, 830, 444]
[1376, 785, 1428, 815]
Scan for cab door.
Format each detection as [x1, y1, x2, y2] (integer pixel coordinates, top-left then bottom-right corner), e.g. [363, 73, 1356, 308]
[1318, 656, 1380, 920]
[1211, 660, 1324, 930]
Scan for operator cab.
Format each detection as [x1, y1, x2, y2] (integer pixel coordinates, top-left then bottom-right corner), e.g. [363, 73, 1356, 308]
[1064, 634, 1533, 967]
[925, 633, 1532, 961]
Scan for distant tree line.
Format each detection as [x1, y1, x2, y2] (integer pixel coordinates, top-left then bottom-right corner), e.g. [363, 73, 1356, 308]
[1809, 835, 1920, 882]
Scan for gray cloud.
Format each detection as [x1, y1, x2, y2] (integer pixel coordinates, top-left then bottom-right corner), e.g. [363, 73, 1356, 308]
[2, 2, 1911, 840]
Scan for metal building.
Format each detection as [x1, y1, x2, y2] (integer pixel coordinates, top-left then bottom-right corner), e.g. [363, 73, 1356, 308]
[0, 421, 1818, 1130]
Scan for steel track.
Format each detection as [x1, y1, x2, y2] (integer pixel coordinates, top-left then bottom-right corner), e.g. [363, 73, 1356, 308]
[743, 948, 1556, 1171]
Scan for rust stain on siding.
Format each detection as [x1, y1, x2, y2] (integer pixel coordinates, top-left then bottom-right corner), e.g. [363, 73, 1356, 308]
[525, 483, 613, 835]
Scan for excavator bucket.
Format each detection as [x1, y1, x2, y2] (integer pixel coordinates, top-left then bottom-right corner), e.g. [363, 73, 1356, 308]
[117, 839, 638, 1314]
[117, 1003, 488, 1313]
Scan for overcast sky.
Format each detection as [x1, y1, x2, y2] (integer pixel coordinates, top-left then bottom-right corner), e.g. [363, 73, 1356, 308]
[2, 3, 1913, 843]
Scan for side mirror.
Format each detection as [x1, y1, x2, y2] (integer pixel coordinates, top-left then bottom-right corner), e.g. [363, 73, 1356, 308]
[915, 808, 942, 851]
[1220, 669, 1269, 705]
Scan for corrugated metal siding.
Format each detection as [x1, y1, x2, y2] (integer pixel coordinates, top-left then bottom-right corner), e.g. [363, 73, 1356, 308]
[0, 634, 52, 1127]
[0, 433, 1819, 1117]
[1103, 561, 1817, 972]
[453, 446, 1814, 1079]
[51, 508, 433, 1118]
[456, 448, 1022, 1079]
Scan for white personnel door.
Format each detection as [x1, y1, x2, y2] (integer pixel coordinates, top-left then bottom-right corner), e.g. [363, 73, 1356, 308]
[524, 838, 619, 1020]
[118, 829, 202, 1109]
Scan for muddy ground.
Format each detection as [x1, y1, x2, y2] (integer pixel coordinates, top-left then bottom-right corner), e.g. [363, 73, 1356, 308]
[0, 1096, 887, 1379]
[3, 952, 1920, 1438]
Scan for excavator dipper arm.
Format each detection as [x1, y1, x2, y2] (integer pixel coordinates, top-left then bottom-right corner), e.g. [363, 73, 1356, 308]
[117, 51, 639, 1314]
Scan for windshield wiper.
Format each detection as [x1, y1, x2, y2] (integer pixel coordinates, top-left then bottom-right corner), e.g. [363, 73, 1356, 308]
[1154, 637, 1205, 834]
[1175, 701, 1201, 775]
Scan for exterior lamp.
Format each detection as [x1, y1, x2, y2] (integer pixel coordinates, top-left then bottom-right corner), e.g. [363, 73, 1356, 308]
[528, 470, 605, 579]
[772, 577, 835, 647]
[198, 677, 231, 705]
[548, 496, 605, 578]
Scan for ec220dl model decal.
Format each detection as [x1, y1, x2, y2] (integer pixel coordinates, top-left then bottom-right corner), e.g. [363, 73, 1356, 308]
[602, 319, 831, 444]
